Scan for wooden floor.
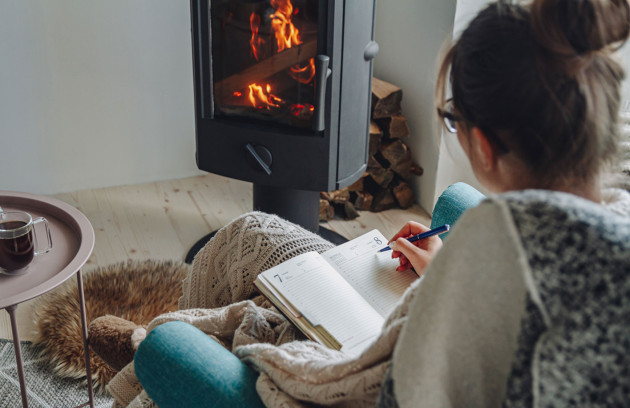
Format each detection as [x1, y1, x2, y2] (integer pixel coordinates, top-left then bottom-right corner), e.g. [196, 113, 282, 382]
[0, 173, 429, 341]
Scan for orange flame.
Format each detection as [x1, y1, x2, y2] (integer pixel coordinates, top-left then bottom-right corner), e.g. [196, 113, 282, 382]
[248, 83, 283, 109]
[270, 4, 302, 52]
[249, 13, 263, 61]
[289, 58, 316, 84]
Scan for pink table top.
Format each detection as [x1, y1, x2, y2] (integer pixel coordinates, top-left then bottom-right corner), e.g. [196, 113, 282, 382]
[0, 191, 95, 309]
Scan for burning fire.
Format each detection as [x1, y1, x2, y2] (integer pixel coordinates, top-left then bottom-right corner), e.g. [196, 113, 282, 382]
[240, 0, 315, 108]
[242, 83, 313, 116]
[269, 0, 301, 52]
[249, 13, 263, 61]
[248, 83, 283, 109]
[289, 103, 315, 117]
[289, 58, 316, 84]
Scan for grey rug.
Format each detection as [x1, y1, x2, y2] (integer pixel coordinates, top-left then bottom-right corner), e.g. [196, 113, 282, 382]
[0, 339, 113, 408]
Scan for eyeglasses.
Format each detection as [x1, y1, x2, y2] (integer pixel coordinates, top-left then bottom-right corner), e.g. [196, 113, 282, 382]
[437, 98, 510, 154]
[436, 99, 461, 134]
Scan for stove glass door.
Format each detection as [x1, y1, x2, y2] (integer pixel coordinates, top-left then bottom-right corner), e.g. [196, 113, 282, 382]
[211, 0, 320, 130]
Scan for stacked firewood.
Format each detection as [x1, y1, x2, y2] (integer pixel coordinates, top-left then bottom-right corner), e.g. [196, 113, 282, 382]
[320, 78, 423, 221]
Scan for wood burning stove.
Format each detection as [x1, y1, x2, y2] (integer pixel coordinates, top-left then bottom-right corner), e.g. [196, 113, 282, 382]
[190, 0, 377, 237]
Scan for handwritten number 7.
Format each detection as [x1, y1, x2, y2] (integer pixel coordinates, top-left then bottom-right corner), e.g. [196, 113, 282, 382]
[274, 274, 282, 283]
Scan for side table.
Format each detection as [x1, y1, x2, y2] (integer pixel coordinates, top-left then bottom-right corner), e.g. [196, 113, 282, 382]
[0, 191, 96, 408]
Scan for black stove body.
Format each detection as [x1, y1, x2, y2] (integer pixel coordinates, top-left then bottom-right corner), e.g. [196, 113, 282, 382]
[190, 0, 377, 231]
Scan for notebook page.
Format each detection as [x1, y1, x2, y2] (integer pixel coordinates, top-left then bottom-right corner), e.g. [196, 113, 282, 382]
[321, 230, 418, 318]
[259, 251, 384, 355]
[255, 276, 332, 347]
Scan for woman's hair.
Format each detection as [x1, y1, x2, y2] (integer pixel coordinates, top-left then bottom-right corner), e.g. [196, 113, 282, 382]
[436, 0, 630, 183]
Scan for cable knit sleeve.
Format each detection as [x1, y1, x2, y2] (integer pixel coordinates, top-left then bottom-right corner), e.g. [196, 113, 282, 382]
[390, 199, 529, 408]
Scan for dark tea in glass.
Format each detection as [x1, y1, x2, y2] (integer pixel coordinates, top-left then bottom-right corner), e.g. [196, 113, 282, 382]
[0, 220, 34, 271]
[0, 211, 52, 274]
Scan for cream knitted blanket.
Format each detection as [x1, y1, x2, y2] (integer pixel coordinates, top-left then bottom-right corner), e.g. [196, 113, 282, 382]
[107, 212, 416, 407]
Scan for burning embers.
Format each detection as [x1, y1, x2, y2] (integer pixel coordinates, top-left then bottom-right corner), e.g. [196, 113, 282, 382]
[231, 0, 316, 115]
[245, 83, 314, 117]
[248, 83, 282, 108]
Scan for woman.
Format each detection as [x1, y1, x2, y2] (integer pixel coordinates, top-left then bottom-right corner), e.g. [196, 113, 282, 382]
[101, 0, 630, 406]
[379, 0, 630, 406]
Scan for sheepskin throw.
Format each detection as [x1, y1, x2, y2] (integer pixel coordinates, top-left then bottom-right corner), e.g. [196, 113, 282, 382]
[33, 260, 190, 392]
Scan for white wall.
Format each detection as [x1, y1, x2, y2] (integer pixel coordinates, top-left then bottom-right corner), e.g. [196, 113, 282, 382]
[373, 0, 457, 213]
[0, 1, 202, 195]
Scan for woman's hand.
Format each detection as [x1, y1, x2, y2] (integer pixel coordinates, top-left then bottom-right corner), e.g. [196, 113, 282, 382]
[390, 221, 443, 275]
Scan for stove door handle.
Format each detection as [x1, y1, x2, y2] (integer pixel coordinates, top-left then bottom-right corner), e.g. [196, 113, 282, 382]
[313, 55, 331, 132]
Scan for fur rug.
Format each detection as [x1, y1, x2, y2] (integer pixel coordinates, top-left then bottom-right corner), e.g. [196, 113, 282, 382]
[32, 260, 190, 394]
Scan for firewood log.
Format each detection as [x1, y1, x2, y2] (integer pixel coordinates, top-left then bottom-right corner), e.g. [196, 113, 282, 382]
[411, 162, 424, 176]
[394, 159, 414, 180]
[347, 174, 367, 192]
[371, 77, 403, 119]
[392, 182, 415, 209]
[376, 115, 410, 139]
[380, 139, 411, 166]
[369, 122, 383, 156]
[215, 40, 317, 96]
[319, 199, 334, 221]
[329, 188, 350, 204]
[367, 156, 394, 188]
[380, 140, 414, 180]
[341, 201, 359, 220]
[351, 191, 374, 211]
[320, 191, 333, 202]
[371, 188, 396, 212]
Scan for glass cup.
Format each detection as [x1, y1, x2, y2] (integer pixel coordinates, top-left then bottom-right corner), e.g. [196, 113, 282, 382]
[0, 210, 52, 274]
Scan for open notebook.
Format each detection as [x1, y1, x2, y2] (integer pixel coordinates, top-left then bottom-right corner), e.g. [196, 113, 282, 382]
[254, 230, 418, 356]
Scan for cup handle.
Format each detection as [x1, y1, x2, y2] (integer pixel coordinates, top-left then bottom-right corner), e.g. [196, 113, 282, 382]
[32, 217, 53, 256]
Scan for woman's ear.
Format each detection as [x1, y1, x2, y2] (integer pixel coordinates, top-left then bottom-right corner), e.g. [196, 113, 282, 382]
[470, 127, 498, 172]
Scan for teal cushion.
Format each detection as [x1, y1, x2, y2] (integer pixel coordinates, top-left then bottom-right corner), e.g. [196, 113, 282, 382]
[135, 320, 264, 408]
[431, 182, 486, 240]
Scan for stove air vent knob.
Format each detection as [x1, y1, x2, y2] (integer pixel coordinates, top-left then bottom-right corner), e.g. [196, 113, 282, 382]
[245, 143, 272, 176]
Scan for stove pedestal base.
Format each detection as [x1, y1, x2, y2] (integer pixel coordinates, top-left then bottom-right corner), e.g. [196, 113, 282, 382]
[185, 184, 348, 264]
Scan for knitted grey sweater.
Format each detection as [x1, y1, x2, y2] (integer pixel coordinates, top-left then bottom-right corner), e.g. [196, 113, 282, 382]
[378, 189, 630, 408]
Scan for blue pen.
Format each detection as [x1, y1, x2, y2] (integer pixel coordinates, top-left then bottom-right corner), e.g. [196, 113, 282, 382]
[378, 224, 450, 252]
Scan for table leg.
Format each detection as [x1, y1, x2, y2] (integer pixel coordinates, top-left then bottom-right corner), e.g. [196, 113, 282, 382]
[76, 270, 95, 408]
[6, 304, 29, 408]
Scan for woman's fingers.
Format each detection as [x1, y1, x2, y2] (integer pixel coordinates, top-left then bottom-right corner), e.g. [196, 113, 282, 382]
[396, 254, 409, 271]
[394, 239, 430, 273]
[390, 220, 443, 274]
[392, 235, 442, 275]
[389, 221, 432, 243]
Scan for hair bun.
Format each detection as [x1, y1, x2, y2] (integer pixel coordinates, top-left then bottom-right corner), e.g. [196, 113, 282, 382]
[531, 0, 630, 58]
